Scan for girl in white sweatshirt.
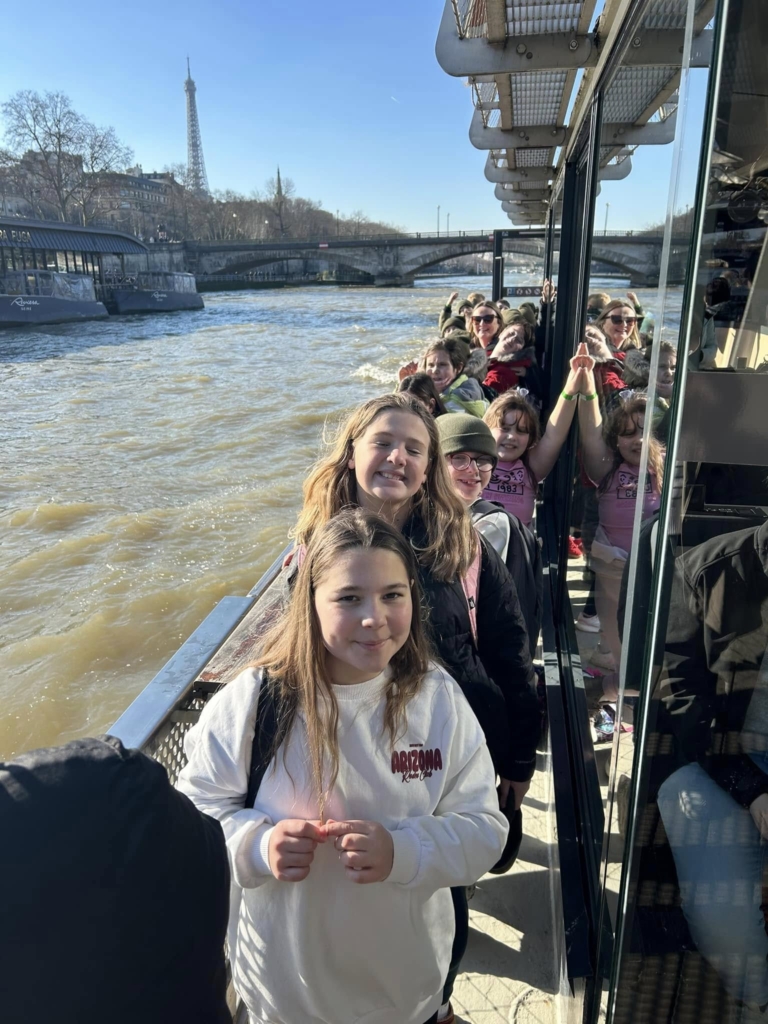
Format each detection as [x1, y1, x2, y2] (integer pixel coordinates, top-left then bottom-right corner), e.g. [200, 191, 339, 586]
[178, 508, 507, 1024]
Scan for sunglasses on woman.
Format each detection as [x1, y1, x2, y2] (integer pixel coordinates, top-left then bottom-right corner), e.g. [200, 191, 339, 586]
[608, 315, 637, 326]
[447, 453, 495, 471]
[471, 314, 497, 324]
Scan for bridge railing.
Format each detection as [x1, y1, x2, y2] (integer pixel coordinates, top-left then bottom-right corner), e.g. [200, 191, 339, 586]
[179, 228, 547, 247]
[166, 228, 637, 248]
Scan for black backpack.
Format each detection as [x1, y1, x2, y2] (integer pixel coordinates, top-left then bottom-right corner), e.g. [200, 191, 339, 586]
[471, 499, 543, 659]
[245, 674, 281, 808]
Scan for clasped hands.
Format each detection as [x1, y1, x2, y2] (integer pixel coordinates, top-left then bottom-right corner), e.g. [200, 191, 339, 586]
[267, 817, 394, 885]
[565, 342, 596, 396]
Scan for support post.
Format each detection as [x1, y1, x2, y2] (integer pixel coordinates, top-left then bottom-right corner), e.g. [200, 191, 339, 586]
[492, 229, 504, 302]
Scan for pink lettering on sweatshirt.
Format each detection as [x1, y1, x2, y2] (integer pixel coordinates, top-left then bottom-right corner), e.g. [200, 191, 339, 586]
[598, 463, 660, 551]
[482, 459, 536, 527]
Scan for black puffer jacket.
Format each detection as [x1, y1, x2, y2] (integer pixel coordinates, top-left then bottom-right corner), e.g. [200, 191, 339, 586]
[402, 515, 539, 782]
[650, 519, 768, 807]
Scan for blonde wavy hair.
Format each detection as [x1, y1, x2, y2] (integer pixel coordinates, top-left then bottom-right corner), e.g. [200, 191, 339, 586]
[255, 509, 432, 817]
[294, 393, 476, 581]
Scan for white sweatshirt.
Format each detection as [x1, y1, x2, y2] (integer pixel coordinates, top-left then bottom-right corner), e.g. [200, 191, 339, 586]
[177, 663, 507, 1024]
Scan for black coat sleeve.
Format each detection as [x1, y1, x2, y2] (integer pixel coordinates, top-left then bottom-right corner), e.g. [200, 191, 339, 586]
[476, 540, 540, 782]
[653, 555, 768, 808]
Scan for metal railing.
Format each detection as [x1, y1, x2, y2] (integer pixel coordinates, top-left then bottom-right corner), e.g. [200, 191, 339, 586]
[109, 543, 292, 782]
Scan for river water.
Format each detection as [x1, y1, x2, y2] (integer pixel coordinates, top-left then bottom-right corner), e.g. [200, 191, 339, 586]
[0, 273, 677, 758]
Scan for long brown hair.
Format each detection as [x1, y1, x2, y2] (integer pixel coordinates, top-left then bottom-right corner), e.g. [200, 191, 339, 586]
[469, 301, 503, 350]
[294, 393, 476, 581]
[255, 509, 432, 817]
[599, 394, 665, 493]
[483, 391, 542, 474]
[595, 298, 642, 351]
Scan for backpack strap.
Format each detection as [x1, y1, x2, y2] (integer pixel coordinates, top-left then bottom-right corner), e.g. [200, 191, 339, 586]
[460, 538, 483, 648]
[245, 673, 280, 810]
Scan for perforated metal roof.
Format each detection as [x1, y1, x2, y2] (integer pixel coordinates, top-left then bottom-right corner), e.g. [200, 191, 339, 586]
[436, 0, 715, 224]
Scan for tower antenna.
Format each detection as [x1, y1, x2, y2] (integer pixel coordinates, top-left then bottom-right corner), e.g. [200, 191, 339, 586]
[185, 59, 210, 196]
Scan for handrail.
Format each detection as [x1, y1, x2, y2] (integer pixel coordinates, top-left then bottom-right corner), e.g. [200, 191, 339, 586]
[109, 543, 292, 751]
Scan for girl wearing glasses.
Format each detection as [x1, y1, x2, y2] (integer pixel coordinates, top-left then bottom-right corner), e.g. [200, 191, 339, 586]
[481, 347, 595, 528]
[468, 301, 504, 355]
[437, 413, 542, 664]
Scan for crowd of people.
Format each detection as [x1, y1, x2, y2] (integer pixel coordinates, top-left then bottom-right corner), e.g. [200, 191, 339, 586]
[1, 281, 673, 1024]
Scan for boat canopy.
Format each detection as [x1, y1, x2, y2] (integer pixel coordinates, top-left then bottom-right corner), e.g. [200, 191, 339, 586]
[0, 269, 97, 301]
[136, 271, 198, 293]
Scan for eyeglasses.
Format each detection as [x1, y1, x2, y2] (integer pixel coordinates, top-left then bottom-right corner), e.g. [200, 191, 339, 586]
[471, 314, 497, 324]
[608, 315, 637, 326]
[447, 453, 495, 472]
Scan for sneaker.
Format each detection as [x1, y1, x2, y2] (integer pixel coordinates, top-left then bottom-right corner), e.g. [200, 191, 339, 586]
[589, 647, 617, 672]
[567, 535, 584, 559]
[576, 611, 601, 633]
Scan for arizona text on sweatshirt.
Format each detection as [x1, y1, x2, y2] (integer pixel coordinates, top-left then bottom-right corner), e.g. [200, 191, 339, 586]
[177, 663, 507, 1024]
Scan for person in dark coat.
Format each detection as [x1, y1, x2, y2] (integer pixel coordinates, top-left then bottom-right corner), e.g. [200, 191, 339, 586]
[0, 735, 231, 1024]
[649, 519, 768, 1008]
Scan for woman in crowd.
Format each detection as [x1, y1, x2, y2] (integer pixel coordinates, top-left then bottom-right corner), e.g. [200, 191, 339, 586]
[398, 372, 447, 416]
[468, 301, 504, 355]
[178, 509, 507, 1024]
[291, 392, 539, 1022]
[594, 297, 643, 354]
[481, 346, 595, 529]
[577, 375, 664, 680]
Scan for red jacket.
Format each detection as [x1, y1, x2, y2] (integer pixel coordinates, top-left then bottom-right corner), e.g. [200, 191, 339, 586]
[484, 356, 533, 394]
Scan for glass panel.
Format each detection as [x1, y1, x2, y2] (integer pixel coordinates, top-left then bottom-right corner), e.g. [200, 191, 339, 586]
[544, 0, 720, 1014]
[1, 271, 25, 295]
[51, 274, 97, 301]
[607, 0, 768, 1019]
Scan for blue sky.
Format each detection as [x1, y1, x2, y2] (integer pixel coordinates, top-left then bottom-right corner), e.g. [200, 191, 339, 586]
[0, 1, 707, 233]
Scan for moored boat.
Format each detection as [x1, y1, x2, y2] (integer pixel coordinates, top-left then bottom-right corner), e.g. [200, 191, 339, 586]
[0, 269, 108, 326]
[104, 271, 204, 314]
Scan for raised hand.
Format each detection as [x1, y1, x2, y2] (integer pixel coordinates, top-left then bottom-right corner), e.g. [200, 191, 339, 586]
[626, 290, 640, 308]
[268, 819, 326, 882]
[448, 291, 459, 305]
[541, 279, 556, 303]
[566, 342, 596, 395]
[323, 819, 395, 884]
[398, 360, 419, 382]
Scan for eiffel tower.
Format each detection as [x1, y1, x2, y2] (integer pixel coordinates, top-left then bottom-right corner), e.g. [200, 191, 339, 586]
[184, 58, 210, 196]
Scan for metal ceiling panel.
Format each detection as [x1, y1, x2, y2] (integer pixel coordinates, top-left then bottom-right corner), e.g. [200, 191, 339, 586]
[506, 2, 584, 36]
[601, 65, 679, 124]
[515, 147, 553, 166]
[510, 70, 570, 125]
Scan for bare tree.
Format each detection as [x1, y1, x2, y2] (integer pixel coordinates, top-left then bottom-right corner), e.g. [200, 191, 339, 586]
[1, 90, 132, 223]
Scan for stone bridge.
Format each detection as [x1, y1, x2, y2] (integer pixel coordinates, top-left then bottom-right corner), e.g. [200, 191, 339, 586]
[146, 231, 686, 287]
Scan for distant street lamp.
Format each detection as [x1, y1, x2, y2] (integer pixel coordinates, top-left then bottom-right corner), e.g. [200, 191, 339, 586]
[336, 209, 339, 237]
[603, 202, 610, 234]
[437, 205, 440, 236]
[447, 212, 450, 234]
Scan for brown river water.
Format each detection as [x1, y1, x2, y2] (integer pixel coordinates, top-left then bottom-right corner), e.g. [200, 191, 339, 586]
[0, 274, 671, 758]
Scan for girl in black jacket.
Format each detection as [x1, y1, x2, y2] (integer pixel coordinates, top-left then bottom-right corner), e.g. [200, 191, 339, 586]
[293, 392, 539, 1021]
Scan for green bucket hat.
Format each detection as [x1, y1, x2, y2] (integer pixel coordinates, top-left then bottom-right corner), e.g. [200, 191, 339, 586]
[437, 413, 498, 463]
